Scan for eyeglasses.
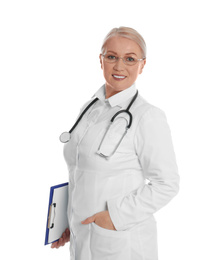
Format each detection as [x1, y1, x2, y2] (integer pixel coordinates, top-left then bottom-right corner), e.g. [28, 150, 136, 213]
[102, 54, 145, 66]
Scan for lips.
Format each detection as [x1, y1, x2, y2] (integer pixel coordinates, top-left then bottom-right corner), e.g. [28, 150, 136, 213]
[112, 74, 127, 80]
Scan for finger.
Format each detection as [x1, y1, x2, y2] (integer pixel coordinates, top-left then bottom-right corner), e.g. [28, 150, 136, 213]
[66, 230, 70, 242]
[65, 228, 70, 236]
[60, 230, 69, 244]
[81, 215, 95, 224]
[62, 232, 67, 240]
[51, 241, 59, 249]
[55, 238, 62, 248]
[65, 233, 70, 242]
[60, 240, 65, 247]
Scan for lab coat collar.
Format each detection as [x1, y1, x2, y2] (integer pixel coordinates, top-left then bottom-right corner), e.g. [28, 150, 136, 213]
[94, 83, 137, 108]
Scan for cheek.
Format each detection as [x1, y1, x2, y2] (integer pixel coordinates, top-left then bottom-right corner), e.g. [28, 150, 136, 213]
[102, 63, 112, 77]
[129, 68, 140, 80]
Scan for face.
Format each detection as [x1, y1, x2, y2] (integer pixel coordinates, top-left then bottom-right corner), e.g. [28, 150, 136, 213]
[100, 36, 146, 98]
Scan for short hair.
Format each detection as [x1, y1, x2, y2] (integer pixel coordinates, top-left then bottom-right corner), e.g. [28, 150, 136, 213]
[101, 26, 146, 58]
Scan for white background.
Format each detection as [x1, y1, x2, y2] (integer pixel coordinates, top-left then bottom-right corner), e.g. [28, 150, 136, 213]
[0, 0, 222, 259]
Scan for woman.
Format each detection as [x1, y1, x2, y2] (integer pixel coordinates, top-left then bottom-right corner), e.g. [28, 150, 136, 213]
[52, 27, 179, 260]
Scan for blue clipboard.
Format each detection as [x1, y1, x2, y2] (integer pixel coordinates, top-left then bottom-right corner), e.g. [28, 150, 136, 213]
[45, 182, 69, 245]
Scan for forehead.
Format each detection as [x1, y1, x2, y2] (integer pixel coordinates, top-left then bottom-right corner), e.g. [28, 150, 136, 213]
[105, 36, 142, 56]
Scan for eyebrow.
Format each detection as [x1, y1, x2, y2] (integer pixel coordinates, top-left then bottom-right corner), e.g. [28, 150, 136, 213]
[106, 51, 138, 56]
[106, 51, 118, 54]
[125, 52, 137, 56]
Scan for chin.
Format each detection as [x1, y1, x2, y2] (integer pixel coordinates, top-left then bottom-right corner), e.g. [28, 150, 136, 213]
[109, 81, 130, 91]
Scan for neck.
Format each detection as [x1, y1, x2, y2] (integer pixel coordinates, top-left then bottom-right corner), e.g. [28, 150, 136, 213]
[105, 85, 121, 99]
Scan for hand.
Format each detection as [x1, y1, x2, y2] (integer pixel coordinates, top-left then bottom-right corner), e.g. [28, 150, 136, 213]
[81, 210, 116, 230]
[51, 228, 70, 249]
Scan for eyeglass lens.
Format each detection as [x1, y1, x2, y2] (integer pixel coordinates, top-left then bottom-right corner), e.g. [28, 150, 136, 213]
[103, 54, 139, 65]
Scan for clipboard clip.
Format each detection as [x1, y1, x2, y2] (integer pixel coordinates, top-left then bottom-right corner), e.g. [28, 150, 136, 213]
[48, 203, 56, 229]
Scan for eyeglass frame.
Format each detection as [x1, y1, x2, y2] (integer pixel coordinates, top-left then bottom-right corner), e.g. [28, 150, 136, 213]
[101, 54, 146, 66]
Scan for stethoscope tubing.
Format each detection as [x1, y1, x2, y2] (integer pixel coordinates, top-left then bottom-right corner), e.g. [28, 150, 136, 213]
[110, 110, 133, 128]
[68, 97, 99, 134]
[60, 90, 138, 143]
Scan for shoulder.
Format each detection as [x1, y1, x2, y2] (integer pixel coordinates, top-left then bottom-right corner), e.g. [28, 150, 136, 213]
[133, 94, 167, 123]
[133, 95, 172, 144]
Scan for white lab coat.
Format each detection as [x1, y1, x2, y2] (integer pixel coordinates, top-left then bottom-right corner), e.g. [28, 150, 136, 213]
[63, 84, 179, 260]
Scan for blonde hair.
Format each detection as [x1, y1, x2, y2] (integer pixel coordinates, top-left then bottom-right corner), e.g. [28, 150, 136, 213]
[101, 26, 146, 58]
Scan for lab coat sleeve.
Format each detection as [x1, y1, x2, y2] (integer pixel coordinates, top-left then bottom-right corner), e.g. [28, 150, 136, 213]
[107, 107, 180, 231]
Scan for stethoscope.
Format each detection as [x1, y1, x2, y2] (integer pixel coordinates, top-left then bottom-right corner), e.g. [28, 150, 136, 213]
[59, 90, 138, 158]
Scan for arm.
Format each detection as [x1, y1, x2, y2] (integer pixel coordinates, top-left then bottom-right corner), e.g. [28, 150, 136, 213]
[107, 107, 180, 231]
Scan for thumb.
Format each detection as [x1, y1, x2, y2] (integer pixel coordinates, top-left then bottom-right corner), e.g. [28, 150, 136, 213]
[81, 215, 95, 224]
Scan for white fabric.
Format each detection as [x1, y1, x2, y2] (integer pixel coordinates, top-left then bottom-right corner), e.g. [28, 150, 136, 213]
[63, 83, 179, 260]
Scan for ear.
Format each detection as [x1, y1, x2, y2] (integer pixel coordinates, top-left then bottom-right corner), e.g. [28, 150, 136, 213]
[139, 59, 146, 74]
[99, 54, 103, 70]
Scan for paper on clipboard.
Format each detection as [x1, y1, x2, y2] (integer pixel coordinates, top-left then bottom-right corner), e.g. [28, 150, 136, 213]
[45, 183, 69, 245]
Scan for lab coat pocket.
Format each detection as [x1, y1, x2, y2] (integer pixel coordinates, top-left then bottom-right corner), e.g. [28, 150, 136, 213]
[88, 120, 133, 158]
[90, 222, 130, 259]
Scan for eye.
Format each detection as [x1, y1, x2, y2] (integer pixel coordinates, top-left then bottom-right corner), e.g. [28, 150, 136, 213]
[126, 56, 135, 62]
[107, 55, 117, 60]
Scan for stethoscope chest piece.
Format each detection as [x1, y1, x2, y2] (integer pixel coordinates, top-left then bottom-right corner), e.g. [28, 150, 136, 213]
[59, 132, 71, 143]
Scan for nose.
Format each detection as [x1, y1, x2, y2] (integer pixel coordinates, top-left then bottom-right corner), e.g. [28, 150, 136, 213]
[113, 58, 125, 71]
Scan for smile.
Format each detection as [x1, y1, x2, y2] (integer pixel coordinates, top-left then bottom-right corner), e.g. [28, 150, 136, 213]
[112, 74, 126, 80]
